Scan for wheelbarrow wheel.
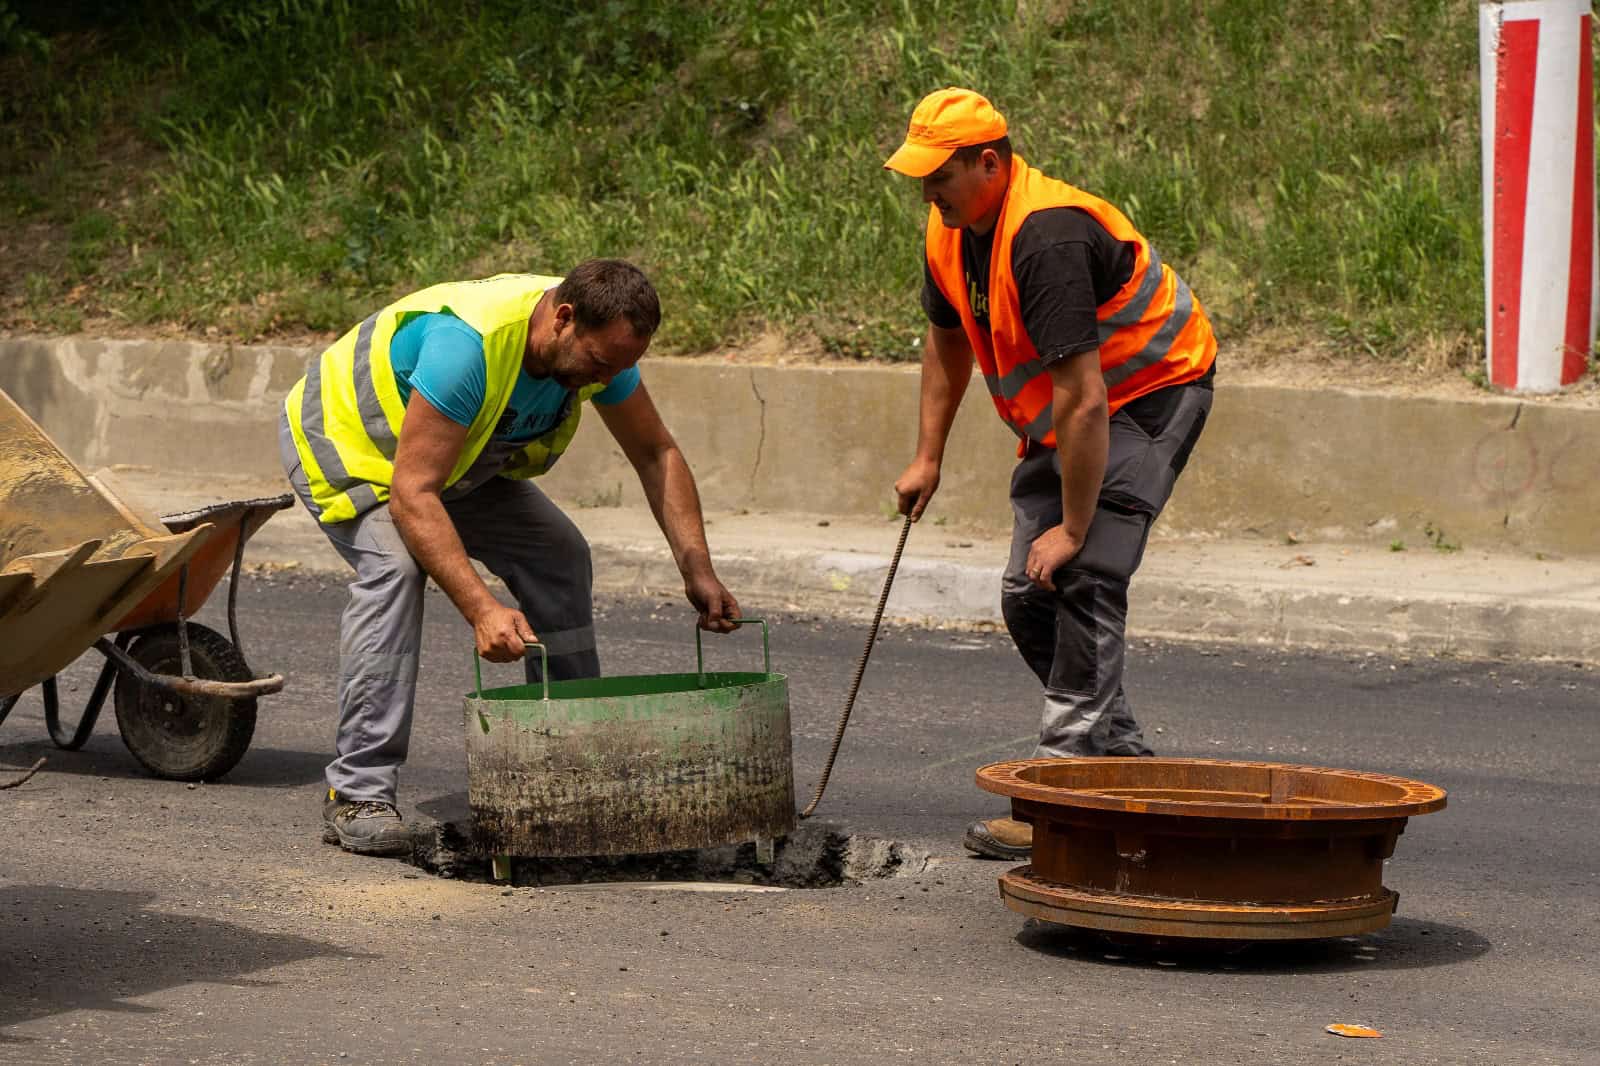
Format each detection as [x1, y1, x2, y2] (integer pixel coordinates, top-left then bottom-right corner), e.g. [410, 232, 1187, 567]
[114, 622, 257, 781]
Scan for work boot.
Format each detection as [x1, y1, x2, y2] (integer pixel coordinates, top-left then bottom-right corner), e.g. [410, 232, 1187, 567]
[963, 817, 1032, 860]
[321, 790, 412, 856]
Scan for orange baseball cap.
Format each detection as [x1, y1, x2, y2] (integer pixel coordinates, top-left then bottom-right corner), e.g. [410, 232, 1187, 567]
[883, 88, 1009, 177]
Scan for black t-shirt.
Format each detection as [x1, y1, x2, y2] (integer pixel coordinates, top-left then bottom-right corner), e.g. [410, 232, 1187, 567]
[922, 206, 1137, 366]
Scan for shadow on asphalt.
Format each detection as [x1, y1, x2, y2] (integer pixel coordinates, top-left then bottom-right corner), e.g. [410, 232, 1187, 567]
[0, 885, 365, 1040]
[1013, 915, 1491, 973]
[413, 790, 472, 825]
[205, 747, 329, 788]
[0, 738, 328, 788]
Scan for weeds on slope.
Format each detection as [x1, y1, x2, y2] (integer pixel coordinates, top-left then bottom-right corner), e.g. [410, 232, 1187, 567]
[1, 0, 1494, 364]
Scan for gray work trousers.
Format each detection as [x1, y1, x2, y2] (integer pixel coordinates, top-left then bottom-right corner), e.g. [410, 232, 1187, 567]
[279, 417, 599, 803]
[1001, 377, 1213, 758]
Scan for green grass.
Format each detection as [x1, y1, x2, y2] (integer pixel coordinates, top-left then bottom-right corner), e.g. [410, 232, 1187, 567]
[0, 0, 1510, 362]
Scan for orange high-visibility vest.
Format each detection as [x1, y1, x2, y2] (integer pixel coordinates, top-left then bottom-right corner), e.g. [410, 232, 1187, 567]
[925, 156, 1216, 447]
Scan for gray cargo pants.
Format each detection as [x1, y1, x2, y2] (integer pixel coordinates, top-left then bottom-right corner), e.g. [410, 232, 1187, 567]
[1001, 375, 1212, 758]
[279, 417, 599, 803]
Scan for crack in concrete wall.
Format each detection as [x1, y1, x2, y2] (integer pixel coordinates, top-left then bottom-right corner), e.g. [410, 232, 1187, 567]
[1503, 402, 1525, 527]
[747, 370, 767, 496]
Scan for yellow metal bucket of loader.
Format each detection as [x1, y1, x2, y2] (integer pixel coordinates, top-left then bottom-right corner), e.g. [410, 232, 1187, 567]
[0, 387, 214, 696]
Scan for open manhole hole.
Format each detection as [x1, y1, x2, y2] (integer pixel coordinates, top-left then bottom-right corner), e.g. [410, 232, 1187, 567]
[406, 817, 929, 890]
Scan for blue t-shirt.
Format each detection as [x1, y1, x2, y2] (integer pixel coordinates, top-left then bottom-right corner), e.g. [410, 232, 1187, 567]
[388, 312, 640, 441]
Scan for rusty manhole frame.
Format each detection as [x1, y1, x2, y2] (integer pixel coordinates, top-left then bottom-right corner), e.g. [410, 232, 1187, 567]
[977, 757, 1447, 941]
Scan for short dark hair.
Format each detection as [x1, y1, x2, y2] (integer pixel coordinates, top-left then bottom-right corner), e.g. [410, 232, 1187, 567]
[950, 136, 1013, 168]
[554, 258, 662, 337]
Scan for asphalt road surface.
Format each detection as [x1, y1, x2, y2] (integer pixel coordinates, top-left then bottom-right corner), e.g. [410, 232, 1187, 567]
[1, 571, 1594, 1065]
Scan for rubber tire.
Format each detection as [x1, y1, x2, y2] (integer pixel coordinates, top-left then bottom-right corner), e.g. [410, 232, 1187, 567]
[114, 622, 257, 782]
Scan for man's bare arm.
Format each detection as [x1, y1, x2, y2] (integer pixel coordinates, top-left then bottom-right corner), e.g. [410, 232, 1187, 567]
[1022, 350, 1108, 591]
[1049, 350, 1108, 548]
[596, 384, 739, 632]
[389, 392, 534, 661]
[895, 323, 975, 520]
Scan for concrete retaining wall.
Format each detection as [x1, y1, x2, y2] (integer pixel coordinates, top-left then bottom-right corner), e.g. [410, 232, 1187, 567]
[4, 334, 1598, 556]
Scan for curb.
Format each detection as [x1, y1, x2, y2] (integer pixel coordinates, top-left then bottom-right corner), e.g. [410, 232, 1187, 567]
[584, 543, 1600, 663]
[6, 334, 1599, 664]
[241, 526, 1600, 664]
[9, 334, 1600, 558]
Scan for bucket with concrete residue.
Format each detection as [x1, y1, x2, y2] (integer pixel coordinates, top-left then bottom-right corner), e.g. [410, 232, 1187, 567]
[464, 618, 795, 859]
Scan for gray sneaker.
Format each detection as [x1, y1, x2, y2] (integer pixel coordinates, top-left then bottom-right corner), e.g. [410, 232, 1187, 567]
[321, 790, 411, 856]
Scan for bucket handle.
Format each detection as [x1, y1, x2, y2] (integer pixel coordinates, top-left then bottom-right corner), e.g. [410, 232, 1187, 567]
[472, 640, 550, 732]
[696, 617, 769, 687]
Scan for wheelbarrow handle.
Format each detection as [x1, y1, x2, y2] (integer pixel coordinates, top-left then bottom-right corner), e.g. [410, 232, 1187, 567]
[695, 617, 769, 687]
[472, 640, 550, 703]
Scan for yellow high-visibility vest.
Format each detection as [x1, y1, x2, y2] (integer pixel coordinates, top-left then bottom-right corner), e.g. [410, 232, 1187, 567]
[284, 273, 603, 524]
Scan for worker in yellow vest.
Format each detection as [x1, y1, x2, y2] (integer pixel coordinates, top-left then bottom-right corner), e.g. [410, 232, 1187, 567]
[280, 259, 739, 855]
[885, 90, 1217, 861]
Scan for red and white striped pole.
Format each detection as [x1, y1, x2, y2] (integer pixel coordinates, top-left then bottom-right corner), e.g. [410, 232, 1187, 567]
[1480, 0, 1596, 392]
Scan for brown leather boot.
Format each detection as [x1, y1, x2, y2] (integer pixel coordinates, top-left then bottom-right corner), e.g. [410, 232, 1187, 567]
[962, 816, 1032, 860]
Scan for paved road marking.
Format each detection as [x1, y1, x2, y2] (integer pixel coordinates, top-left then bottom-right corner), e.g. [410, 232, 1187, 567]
[921, 734, 1037, 774]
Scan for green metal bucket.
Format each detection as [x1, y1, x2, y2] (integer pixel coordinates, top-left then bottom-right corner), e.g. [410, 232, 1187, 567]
[463, 618, 795, 858]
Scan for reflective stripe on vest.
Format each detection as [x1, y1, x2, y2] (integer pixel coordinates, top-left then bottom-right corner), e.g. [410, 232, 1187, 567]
[286, 274, 598, 524]
[925, 157, 1216, 448]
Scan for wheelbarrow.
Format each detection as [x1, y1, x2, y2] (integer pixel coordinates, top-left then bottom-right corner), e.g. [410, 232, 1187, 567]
[0, 386, 290, 780]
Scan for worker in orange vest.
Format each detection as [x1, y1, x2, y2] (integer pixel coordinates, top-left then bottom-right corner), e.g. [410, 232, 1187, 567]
[885, 88, 1217, 860]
